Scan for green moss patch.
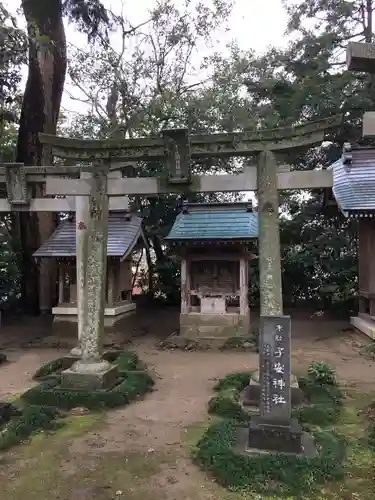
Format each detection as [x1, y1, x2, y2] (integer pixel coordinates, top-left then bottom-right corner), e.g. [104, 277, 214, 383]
[23, 351, 154, 411]
[213, 372, 252, 392]
[194, 419, 346, 496]
[0, 404, 62, 451]
[293, 376, 344, 427]
[208, 372, 252, 422]
[33, 350, 144, 381]
[198, 363, 350, 495]
[208, 368, 344, 428]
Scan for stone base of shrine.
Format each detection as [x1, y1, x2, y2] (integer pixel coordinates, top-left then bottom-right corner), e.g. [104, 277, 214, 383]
[61, 361, 118, 391]
[351, 313, 375, 340]
[179, 312, 250, 347]
[52, 301, 136, 327]
[241, 371, 303, 407]
[243, 417, 316, 457]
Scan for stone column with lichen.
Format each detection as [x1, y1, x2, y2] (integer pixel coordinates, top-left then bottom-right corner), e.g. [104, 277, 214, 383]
[257, 149, 283, 317]
[70, 172, 91, 357]
[70, 162, 111, 373]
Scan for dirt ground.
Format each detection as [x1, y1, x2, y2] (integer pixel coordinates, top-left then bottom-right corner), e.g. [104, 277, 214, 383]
[1, 308, 375, 499]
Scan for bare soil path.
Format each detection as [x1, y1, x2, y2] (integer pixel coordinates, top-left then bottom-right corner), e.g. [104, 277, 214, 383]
[0, 311, 375, 499]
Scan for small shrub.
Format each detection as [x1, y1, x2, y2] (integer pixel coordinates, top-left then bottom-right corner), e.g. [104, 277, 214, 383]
[0, 352, 7, 365]
[0, 402, 21, 425]
[33, 358, 65, 380]
[113, 351, 144, 372]
[194, 419, 346, 495]
[213, 372, 251, 392]
[0, 405, 61, 451]
[368, 422, 375, 451]
[308, 362, 337, 386]
[363, 342, 375, 360]
[293, 403, 341, 426]
[208, 392, 249, 422]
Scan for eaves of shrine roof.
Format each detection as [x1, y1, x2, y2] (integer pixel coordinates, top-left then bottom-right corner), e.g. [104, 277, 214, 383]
[33, 213, 143, 259]
[329, 148, 375, 216]
[164, 202, 258, 242]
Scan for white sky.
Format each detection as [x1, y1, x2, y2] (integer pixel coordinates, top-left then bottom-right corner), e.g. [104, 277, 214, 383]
[4, 0, 291, 113]
[3, 0, 292, 203]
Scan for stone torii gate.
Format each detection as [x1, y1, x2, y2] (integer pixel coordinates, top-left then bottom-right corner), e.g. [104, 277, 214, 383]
[38, 117, 339, 455]
[0, 163, 130, 336]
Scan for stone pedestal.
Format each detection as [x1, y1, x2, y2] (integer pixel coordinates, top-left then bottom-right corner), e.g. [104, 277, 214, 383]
[242, 371, 303, 407]
[247, 416, 303, 454]
[61, 360, 118, 391]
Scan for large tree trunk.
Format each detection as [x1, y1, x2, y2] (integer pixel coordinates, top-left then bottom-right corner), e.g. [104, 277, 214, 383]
[15, 0, 67, 314]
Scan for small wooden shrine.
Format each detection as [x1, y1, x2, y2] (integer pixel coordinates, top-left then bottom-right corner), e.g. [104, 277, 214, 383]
[329, 144, 375, 338]
[165, 202, 259, 345]
[33, 213, 144, 326]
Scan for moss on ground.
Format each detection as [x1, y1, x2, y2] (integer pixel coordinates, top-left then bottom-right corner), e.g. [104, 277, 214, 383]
[193, 366, 375, 499]
[0, 413, 172, 500]
[23, 350, 154, 411]
[0, 350, 153, 453]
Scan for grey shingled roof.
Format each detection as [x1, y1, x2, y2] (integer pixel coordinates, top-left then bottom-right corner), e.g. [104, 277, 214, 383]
[33, 213, 143, 258]
[165, 202, 258, 241]
[330, 148, 375, 214]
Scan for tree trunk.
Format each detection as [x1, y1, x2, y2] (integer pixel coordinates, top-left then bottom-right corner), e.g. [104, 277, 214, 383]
[15, 0, 67, 314]
[257, 150, 283, 316]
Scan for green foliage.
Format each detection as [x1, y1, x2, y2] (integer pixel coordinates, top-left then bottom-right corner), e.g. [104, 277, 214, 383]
[367, 422, 375, 452]
[213, 371, 252, 392]
[194, 420, 346, 495]
[293, 365, 343, 426]
[197, 362, 347, 494]
[22, 371, 154, 411]
[208, 372, 252, 422]
[33, 358, 65, 380]
[109, 350, 144, 372]
[0, 402, 20, 425]
[32, 350, 145, 381]
[363, 342, 375, 360]
[307, 361, 337, 386]
[0, 405, 61, 451]
[208, 391, 249, 422]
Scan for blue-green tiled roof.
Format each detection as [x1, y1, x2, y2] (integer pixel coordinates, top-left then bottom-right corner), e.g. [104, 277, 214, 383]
[165, 203, 258, 241]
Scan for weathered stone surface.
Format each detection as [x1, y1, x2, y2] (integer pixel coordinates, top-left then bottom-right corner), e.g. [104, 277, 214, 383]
[241, 371, 303, 407]
[61, 363, 118, 391]
[247, 416, 303, 454]
[180, 322, 249, 340]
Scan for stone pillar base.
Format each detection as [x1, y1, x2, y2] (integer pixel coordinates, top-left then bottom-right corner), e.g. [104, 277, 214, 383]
[241, 371, 303, 407]
[247, 416, 304, 454]
[61, 360, 118, 391]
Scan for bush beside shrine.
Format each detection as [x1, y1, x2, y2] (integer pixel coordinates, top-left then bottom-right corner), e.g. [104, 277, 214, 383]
[196, 363, 348, 495]
[23, 350, 154, 411]
[0, 403, 62, 451]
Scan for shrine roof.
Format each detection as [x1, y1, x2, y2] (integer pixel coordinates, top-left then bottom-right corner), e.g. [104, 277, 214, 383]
[33, 213, 143, 259]
[329, 147, 375, 217]
[165, 202, 258, 242]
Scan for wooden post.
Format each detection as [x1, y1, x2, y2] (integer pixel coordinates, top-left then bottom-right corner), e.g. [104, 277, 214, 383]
[107, 261, 114, 306]
[239, 258, 248, 316]
[181, 258, 189, 314]
[58, 265, 64, 304]
[257, 150, 283, 316]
